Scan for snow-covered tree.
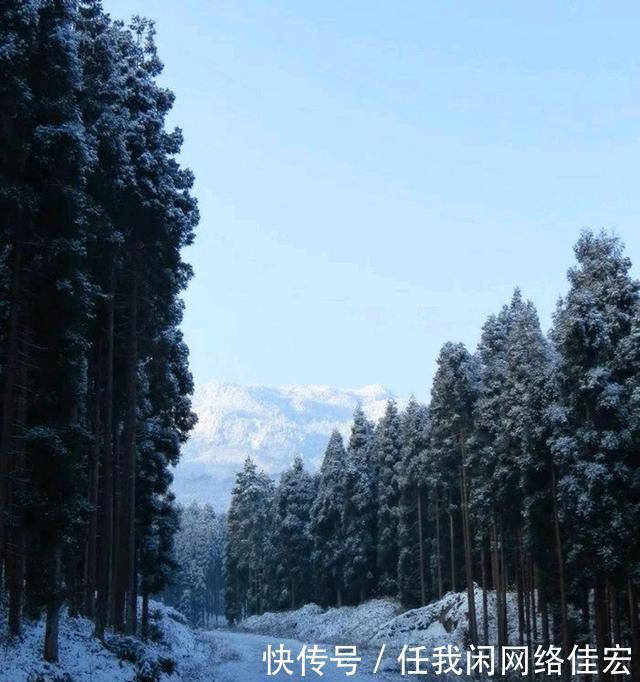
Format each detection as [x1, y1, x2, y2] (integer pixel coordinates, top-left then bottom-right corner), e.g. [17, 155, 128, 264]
[375, 400, 403, 597]
[397, 399, 430, 608]
[309, 430, 348, 606]
[428, 343, 478, 643]
[343, 406, 377, 603]
[549, 230, 639, 661]
[224, 458, 274, 624]
[167, 503, 225, 628]
[269, 457, 315, 610]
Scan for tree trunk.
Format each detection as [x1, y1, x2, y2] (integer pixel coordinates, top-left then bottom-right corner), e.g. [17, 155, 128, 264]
[44, 547, 62, 663]
[538, 564, 549, 647]
[95, 268, 115, 639]
[627, 578, 639, 682]
[499, 530, 508, 646]
[594, 577, 609, 682]
[8, 245, 28, 638]
[449, 490, 456, 593]
[481, 545, 489, 645]
[516, 531, 525, 646]
[84, 342, 101, 617]
[490, 522, 502, 648]
[531, 558, 538, 644]
[435, 492, 443, 598]
[460, 463, 477, 646]
[551, 466, 570, 679]
[417, 486, 426, 606]
[141, 590, 149, 641]
[0, 223, 23, 566]
[124, 273, 138, 635]
[608, 580, 620, 646]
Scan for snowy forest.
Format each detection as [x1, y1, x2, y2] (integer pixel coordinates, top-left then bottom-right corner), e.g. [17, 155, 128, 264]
[0, 0, 198, 664]
[224, 230, 640, 678]
[2, 1, 640, 681]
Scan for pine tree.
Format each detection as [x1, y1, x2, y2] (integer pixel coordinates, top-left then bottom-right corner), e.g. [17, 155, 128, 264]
[375, 400, 403, 597]
[429, 342, 478, 644]
[309, 430, 348, 606]
[269, 457, 315, 610]
[397, 399, 430, 608]
[343, 406, 377, 603]
[224, 458, 274, 623]
[504, 291, 552, 649]
[13, 0, 92, 659]
[0, 0, 41, 623]
[549, 230, 639, 672]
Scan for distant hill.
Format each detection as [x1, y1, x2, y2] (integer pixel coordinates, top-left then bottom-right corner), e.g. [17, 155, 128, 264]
[171, 382, 400, 508]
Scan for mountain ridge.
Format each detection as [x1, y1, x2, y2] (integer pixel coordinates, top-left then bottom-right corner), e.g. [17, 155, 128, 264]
[171, 381, 401, 508]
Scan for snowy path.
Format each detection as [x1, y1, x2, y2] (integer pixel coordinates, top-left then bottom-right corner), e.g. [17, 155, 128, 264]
[201, 629, 408, 681]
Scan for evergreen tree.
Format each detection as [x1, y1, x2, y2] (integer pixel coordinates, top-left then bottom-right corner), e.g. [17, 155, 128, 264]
[309, 430, 348, 606]
[375, 400, 403, 597]
[0, 1, 198, 657]
[343, 405, 377, 603]
[224, 458, 274, 624]
[16, 0, 92, 659]
[269, 457, 315, 610]
[549, 230, 639, 668]
[429, 343, 478, 644]
[397, 399, 430, 608]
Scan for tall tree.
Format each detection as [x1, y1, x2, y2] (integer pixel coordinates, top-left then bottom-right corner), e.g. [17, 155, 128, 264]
[375, 400, 403, 597]
[343, 406, 377, 603]
[224, 458, 274, 624]
[429, 342, 478, 645]
[549, 230, 639, 677]
[309, 430, 348, 606]
[269, 457, 315, 610]
[398, 399, 430, 608]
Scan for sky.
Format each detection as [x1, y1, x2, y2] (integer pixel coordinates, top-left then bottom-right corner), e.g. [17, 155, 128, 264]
[104, 0, 640, 400]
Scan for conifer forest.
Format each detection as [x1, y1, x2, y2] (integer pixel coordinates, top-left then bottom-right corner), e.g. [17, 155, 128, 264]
[224, 230, 640, 681]
[1, 1, 640, 681]
[1, 0, 197, 663]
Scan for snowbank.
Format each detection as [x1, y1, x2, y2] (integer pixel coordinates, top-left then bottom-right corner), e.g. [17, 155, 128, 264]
[0, 601, 216, 682]
[372, 586, 520, 648]
[239, 598, 402, 645]
[239, 588, 522, 651]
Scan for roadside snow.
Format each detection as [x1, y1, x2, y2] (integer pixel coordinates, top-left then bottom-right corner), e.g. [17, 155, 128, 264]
[239, 587, 523, 651]
[205, 629, 406, 681]
[372, 586, 520, 648]
[0, 601, 216, 682]
[240, 598, 401, 645]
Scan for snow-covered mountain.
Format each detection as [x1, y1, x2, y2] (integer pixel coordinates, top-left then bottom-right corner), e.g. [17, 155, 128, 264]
[171, 382, 399, 508]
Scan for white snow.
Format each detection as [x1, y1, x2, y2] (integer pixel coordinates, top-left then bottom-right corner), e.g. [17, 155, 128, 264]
[0, 592, 523, 680]
[240, 599, 401, 645]
[371, 586, 521, 649]
[239, 587, 523, 652]
[204, 629, 408, 681]
[0, 601, 216, 682]
[173, 381, 404, 507]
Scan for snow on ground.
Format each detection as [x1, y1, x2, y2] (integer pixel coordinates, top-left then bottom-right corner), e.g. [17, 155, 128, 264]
[0, 601, 216, 682]
[372, 586, 521, 649]
[227, 591, 514, 680]
[240, 598, 401, 645]
[203, 629, 409, 682]
[0, 591, 525, 681]
[239, 587, 523, 656]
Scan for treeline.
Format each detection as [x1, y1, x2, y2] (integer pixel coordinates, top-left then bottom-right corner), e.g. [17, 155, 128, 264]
[163, 503, 225, 628]
[0, 0, 197, 662]
[224, 231, 640, 681]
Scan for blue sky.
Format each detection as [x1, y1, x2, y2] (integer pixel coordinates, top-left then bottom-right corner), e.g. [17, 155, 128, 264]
[105, 0, 640, 399]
